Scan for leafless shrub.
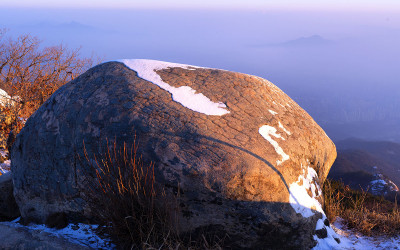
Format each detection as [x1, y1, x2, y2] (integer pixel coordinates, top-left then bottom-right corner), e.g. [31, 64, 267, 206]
[0, 29, 93, 149]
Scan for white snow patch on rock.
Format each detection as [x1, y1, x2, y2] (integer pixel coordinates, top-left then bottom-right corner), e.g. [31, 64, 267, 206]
[268, 109, 278, 115]
[278, 121, 291, 135]
[119, 59, 230, 116]
[313, 222, 341, 249]
[0, 89, 13, 107]
[371, 179, 387, 185]
[289, 166, 341, 249]
[289, 166, 324, 217]
[0, 88, 20, 107]
[259, 125, 289, 165]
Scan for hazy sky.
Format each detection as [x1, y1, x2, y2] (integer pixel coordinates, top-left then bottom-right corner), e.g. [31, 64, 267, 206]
[1, 3, 400, 141]
[2, 0, 400, 11]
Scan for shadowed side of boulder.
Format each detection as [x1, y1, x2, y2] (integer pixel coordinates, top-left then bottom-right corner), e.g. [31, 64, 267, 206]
[0, 172, 20, 221]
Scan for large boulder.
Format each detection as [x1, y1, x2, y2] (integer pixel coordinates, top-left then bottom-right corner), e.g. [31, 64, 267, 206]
[12, 60, 337, 249]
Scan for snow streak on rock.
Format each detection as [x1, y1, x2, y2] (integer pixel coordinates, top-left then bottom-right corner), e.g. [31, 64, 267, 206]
[119, 59, 230, 116]
[259, 125, 289, 165]
[279, 121, 291, 135]
[268, 109, 278, 115]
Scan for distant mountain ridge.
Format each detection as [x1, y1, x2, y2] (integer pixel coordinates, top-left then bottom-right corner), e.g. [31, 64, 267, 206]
[250, 35, 333, 48]
[274, 35, 333, 47]
[19, 21, 115, 35]
[23, 21, 95, 31]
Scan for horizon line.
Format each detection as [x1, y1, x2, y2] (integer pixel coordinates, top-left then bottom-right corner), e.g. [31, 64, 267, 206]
[1, 4, 400, 13]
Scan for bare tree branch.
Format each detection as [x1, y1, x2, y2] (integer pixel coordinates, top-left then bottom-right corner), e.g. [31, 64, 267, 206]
[0, 30, 94, 149]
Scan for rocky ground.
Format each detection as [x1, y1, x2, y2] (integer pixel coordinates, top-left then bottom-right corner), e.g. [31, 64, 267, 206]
[0, 217, 113, 249]
[0, 215, 398, 249]
[328, 218, 400, 249]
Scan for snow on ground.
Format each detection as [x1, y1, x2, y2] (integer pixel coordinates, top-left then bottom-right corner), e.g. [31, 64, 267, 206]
[0, 218, 114, 249]
[1, 215, 399, 249]
[119, 59, 230, 116]
[319, 217, 400, 250]
[0, 157, 111, 248]
[259, 125, 289, 165]
[291, 168, 400, 250]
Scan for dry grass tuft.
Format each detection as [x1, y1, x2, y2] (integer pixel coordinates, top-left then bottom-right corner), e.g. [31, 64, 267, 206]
[82, 140, 178, 249]
[324, 179, 400, 236]
[82, 140, 223, 249]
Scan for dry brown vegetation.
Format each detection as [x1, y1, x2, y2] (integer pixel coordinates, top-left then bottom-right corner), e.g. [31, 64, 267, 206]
[0, 29, 93, 149]
[82, 140, 179, 249]
[82, 140, 224, 249]
[324, 178, 400, 236]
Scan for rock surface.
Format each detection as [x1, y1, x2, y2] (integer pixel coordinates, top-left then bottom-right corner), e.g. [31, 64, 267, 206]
[0, 172, 20, 220]
[12, 60, 337, 249]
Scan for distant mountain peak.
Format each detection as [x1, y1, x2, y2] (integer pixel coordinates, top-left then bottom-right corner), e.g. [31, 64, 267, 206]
[250, 35, 333, 48]
[276, 35, 333, 47]
[26, 21, 97, 32]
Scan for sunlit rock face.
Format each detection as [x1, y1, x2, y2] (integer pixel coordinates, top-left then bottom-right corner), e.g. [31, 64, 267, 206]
[12, 60, 337, 249]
